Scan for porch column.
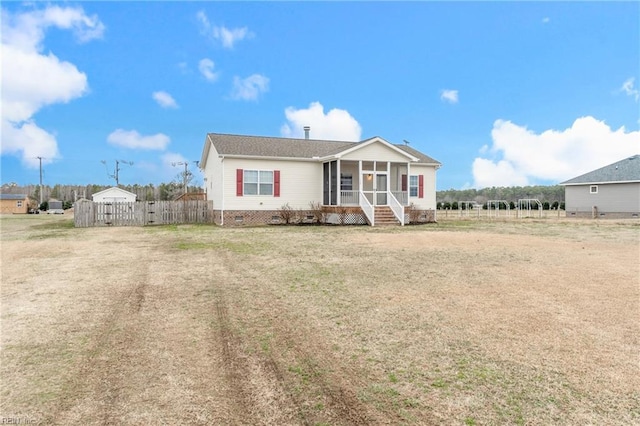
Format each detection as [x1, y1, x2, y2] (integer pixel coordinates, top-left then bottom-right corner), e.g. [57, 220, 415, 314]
[358, 160, 362, 199]
[337, 158, 341, 206]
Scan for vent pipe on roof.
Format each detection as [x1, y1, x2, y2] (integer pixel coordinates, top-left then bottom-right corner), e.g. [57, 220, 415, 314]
[304, 126, 310, 140]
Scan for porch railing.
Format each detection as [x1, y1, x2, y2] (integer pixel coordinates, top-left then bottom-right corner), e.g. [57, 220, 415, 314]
[340, 190, 359, 205]
[387, 191, 405, 226]
[359, 190, 374, 226]
[391, 191, 408, 206]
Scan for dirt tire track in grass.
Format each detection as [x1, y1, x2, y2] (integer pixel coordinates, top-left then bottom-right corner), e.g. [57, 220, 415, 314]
[44, 267, 151, 424]
[210, 251, 377, 426]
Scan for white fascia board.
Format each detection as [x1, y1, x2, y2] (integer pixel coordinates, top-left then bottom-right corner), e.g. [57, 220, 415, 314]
[199, 134, 213, 169]
[218, 154, 319, 162]
[561, 180, 640, 186]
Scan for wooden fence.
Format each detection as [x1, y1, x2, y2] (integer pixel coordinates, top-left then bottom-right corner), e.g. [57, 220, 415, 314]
[74, 200, 214, 227]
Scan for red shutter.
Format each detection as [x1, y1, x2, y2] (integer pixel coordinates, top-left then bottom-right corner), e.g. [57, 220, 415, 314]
[418, 175, 424, 198]
[236, 169, 243, 196]
[274, 170, 280, 197]
[401, 174, 407, 191]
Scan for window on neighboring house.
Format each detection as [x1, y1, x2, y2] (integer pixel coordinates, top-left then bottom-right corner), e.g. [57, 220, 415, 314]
[590, 185, 598, 194]
[244, 170, 273, 195]
[16, 201, 23, 207]
[341, 173, 353, 191]
[409, 175, 419, 197]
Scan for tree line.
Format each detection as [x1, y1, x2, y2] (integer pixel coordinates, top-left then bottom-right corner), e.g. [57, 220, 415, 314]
[436, 185, 565, 210]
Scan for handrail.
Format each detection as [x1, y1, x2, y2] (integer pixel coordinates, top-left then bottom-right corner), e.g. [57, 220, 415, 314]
[387, 191, 405, 226]
[391, 190, 408, 206]
[359, 190, 374, 226]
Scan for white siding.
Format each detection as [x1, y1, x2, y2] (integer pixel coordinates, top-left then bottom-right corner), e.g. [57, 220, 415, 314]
[406, 164, 437, 210]
[341, 141, 412, 163]
[223, 158, 322, 210]
[203, 143, 224, 208]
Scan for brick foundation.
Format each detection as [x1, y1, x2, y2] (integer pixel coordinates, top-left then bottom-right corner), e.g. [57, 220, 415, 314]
[214, 207, 437, 226]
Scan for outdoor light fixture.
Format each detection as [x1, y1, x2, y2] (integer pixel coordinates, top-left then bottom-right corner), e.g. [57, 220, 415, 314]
[366, 174, 373, 181]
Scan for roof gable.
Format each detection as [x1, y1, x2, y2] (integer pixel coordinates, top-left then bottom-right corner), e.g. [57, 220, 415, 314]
[328, 136, 418, 162]
[560, 155, 640, 185]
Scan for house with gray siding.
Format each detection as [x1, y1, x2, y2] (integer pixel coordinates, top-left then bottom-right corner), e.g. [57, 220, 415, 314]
[199, 132, 441, 226]
[560, 155, 640, 219]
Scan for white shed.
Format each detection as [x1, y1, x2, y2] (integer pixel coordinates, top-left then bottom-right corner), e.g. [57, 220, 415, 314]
[91, 187, 137, 203]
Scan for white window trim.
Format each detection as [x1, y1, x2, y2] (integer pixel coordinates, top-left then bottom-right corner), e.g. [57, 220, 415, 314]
[244, 169, 274, 196]
[409, 175, 419, 197]
[590, 185, 598, 194]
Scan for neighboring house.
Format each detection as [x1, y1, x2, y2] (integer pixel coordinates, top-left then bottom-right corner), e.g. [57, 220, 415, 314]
[0, 193, 30, 214]
[560, 154, 640, 219]
[199, 132, 441, 226]
[91, 187, 137, 203]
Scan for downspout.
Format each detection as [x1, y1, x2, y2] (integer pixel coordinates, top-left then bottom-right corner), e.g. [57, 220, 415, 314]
[220, 156, 224, 226]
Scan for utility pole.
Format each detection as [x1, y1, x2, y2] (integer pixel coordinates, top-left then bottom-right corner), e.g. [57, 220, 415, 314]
[102, 159, 133, 186]
[36, 156, 43, 205]
[172, 162, 189, 195]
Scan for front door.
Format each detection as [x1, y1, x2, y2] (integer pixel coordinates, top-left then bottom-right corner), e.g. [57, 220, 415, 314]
[362, 172, 388, 206]
[376, 173, 387, 205]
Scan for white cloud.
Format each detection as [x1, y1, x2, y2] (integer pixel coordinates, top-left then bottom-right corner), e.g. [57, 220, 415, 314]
[440, 89, 459, 104]
[1, 5, 104, 168]
[280, 102, 362, 141]
[472, 116, 640, 188]
[196, 10, 252, 49]
[198, 58, 219, 82]
[230, 74, 269, 101]
[213, 26, 250, 49]
[152, 91, 178, 108]
[107, 129, 170, 150]
[620, 77, 639, 101]
[542, 17, 550, 24]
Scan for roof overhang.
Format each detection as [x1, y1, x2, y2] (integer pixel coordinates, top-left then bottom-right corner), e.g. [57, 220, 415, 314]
[561, 180, 640, 186]
[217, 154, 319, 162]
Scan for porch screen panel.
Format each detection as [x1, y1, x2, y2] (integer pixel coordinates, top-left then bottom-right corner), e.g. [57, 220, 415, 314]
[330, 161, 337, 205]
[323, 163, 330, 205]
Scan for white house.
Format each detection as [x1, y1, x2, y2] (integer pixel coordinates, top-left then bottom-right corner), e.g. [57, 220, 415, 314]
[199, 132, 441, 226]
[91, 187, 137, 203]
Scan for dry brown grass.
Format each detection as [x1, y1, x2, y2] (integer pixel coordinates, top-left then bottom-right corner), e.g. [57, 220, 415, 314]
[1, 214, 638, 425]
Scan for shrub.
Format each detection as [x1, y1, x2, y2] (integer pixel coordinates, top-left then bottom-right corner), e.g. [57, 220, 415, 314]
[278, 203, 294, 224]
[407, 203, 421, 224]
[309, 202, 327, 224]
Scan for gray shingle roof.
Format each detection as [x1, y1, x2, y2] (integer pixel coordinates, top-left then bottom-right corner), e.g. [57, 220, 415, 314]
[560, 155, 640, 185]
[0, 193, 28, 200]
[205, 133, 441, 165]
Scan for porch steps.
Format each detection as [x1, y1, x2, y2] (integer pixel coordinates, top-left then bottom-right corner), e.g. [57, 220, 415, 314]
[374, 206, 400, 226]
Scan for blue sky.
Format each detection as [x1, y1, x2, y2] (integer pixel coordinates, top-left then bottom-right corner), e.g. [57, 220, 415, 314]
[2, 1, 639, 190]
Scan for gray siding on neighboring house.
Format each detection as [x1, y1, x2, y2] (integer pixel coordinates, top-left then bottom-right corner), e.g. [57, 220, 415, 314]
[565, 182, 640, 216]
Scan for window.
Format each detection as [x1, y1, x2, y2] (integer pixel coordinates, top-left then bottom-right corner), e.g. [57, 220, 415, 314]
[590, 185, 598, 194]
[244, 170, 273, 195]
[16, 201, 23, 207]
[409, 175, 419, 197]
[341, 173, 353, 191]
